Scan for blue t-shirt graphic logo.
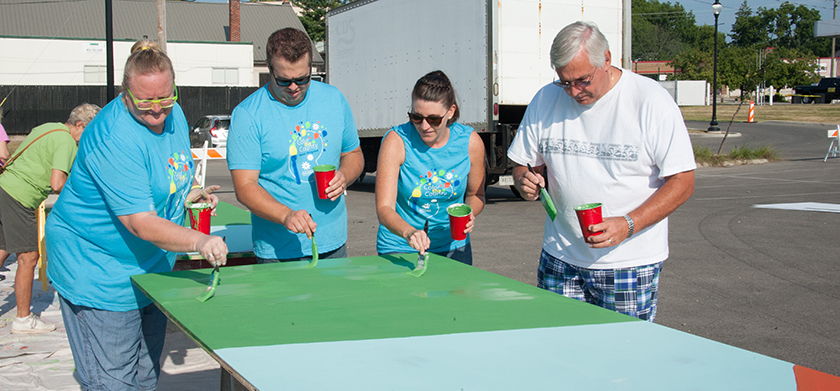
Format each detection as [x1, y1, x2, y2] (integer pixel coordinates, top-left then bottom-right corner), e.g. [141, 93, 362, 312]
[165, 150, 193, 219]
[289, 121, 328, 184]
[410, 168, 461, 219]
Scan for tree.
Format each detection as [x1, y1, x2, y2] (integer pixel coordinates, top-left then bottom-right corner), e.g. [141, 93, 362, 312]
[632, 0, 701, 61]
[294, 0, 351, 43]
[730, 1, 767, 48]
[729, 1, 828, 56]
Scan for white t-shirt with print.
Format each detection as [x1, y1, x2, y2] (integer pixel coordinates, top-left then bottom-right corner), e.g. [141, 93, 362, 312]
[508, 69, 696, 269]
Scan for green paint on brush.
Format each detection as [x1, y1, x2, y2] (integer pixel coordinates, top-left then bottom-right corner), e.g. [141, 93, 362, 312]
[195, 267, 220, 302]
[407, 253, 429, 277]
[133, 254, 636, 351]
[308, 234, 319, 268]
[539, 188, 558, 221]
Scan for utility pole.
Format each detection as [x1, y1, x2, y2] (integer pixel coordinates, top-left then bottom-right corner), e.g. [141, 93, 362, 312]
[832, 0, 837, 77]
[156, 0, 167, 53]
[105, 0, 114, 101]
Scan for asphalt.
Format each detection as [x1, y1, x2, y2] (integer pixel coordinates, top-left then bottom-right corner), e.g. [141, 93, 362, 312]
[201, 119, 840, 377]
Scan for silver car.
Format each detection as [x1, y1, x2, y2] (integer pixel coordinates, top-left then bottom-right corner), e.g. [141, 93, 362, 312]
[189, 115, 230, 148]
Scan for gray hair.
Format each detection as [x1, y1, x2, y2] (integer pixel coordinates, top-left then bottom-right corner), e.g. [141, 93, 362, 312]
[67, 103, 101, 125]
[550, 21, 609, 69]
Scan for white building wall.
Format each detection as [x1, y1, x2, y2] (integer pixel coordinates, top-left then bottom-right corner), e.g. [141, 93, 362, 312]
[0, 37, 255, 86]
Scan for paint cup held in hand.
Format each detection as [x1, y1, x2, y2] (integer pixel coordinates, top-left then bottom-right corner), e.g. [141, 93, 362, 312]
[187, 202, 212, 234]
[447, 203, 472, 241]
[574, 203, 603, 240]
[314, 164, 336, 200]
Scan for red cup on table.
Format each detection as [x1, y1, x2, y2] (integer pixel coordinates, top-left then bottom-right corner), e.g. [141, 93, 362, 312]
[187, 202, 212, 234]
[574, 203, 603, 240]
[314, 164, 336, 200]
[447, 203, 472, 241]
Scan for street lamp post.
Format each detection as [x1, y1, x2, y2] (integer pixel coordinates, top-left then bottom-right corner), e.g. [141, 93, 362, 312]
[707, 0, 722, 133]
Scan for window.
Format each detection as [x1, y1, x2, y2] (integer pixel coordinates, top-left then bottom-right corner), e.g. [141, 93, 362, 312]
[211, 67, 239, 85]
[84, 65, 106, 83]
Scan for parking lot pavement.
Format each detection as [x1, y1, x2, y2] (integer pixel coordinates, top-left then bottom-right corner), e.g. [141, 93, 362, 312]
[2, 120, 837, 390]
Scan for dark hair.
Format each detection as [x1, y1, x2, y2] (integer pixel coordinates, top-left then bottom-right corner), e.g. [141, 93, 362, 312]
[411, 70, 459, 126]
[266, 28, 313, 65]
[122, 39, 174, 90]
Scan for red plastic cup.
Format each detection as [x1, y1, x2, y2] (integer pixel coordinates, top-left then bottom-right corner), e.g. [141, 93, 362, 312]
[187, 202, 212, 234]
[574, 203, 603, 240]
[314, 164, 336, 200]
[447, 203, 472, 241]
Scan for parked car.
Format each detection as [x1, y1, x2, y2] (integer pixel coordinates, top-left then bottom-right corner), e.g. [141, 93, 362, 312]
[189, 115, 231, 148]
[792, 78, 840, 104]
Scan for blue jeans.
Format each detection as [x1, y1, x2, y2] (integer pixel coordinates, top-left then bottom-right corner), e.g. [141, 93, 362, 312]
[257, 243, 347, 263]
[380, 242, 473, 265]
[59, 294, 168, 391]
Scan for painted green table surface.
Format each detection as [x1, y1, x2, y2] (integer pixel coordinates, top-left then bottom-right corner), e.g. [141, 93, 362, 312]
[132, 254, 837, 391]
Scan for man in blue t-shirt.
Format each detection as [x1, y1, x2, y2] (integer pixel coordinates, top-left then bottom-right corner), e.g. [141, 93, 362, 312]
[227, 28, 363, 261]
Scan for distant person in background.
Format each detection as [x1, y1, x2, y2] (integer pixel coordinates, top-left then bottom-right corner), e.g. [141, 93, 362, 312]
[46, 40, 227, 390]
[375, 71, 485, 265]
[0, 103, 100, 331]
[509, 21, 695, 321]
[228, 28, 363, 262]
[0, 110, 10, 164]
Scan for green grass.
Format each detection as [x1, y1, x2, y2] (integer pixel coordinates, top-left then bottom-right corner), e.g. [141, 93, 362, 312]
[694, 145, 779, 166]
[681, 103, 840, 124]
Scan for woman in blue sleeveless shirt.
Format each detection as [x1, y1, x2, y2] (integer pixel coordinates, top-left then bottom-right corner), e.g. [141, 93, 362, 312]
[375, 71, 486, 265]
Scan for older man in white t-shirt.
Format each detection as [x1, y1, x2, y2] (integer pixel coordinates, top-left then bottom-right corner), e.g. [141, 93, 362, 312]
[508, 21, 696, 321]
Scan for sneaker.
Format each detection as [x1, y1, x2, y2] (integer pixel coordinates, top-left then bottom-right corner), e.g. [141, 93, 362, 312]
[11, 313, 56, 334]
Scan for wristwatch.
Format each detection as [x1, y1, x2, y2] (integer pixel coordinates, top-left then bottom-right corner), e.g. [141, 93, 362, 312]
[623, 215, 635, 237]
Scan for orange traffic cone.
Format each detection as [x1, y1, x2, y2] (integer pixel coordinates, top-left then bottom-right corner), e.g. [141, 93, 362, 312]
[746, 101, 756, 123]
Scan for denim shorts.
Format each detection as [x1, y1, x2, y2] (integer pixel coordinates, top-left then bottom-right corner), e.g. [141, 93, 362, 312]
[59, 294, 168, 391]
[257, 243, 347, 263]
[537, 250, 663, 321]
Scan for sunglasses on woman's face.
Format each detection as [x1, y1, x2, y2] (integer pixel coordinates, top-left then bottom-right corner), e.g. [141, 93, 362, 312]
[407, 112, 445, 127]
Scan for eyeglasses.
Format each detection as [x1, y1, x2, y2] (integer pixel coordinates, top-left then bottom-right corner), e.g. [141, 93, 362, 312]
[126, 86, 178, 110]
[274, 74, 311, 87]
[553, 72, 595, 90]
[408, 112, 446, 127]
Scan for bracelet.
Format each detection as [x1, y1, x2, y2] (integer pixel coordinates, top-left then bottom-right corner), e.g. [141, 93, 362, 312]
[191, 185, 203, 190]
[623, 215, 635, 237]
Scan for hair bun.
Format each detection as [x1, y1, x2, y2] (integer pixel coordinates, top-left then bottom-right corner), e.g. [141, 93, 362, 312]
[130, 39, 160, 55]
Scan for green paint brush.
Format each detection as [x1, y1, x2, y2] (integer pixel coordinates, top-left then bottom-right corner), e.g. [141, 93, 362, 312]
[528, 164, 558, 221]
[308, 232, 319, 268]
[196, 265, 220, 302]
[408, 220, 430, 277]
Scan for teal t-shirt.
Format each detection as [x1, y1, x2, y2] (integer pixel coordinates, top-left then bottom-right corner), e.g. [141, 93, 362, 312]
[227, 82, 360, 259]
[0, 123, 75, 209]
[46, 96, 193, 311]
[376, 122, 472, 254]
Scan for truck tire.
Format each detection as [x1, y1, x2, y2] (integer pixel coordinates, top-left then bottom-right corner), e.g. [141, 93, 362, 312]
[802, 96, 814, 104]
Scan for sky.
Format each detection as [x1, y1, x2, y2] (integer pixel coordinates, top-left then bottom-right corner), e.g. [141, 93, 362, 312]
[674, 0, 835, 34]
[195, 0, 837, 37]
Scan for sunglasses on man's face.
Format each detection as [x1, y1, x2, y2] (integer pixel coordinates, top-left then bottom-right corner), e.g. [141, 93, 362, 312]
[407, 112, 446, 127]
[274, 74, 311, 87]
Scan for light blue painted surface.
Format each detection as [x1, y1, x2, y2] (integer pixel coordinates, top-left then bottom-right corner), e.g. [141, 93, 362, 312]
[216, 321, 796, 390]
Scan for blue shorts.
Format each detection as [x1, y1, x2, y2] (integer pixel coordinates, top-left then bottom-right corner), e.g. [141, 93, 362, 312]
[379, 241, 473, 265]
[59, 294, 168, 390]
[537, 250, 663, 321]
[257, 243, 347, 263]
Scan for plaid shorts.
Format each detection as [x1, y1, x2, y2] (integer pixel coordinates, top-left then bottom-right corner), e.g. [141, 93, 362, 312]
[538, 250, 664, 322]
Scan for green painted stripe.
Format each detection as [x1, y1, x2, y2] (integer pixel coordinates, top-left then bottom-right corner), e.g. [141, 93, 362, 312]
[182, 201, 251, 227]
[132, 254, 635, 351]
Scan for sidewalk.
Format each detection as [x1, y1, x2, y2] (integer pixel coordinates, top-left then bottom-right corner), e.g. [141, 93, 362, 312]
[0, 256, 220, 391]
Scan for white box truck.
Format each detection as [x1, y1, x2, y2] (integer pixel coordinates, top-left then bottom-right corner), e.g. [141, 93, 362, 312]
[327, 0, 628, 187]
